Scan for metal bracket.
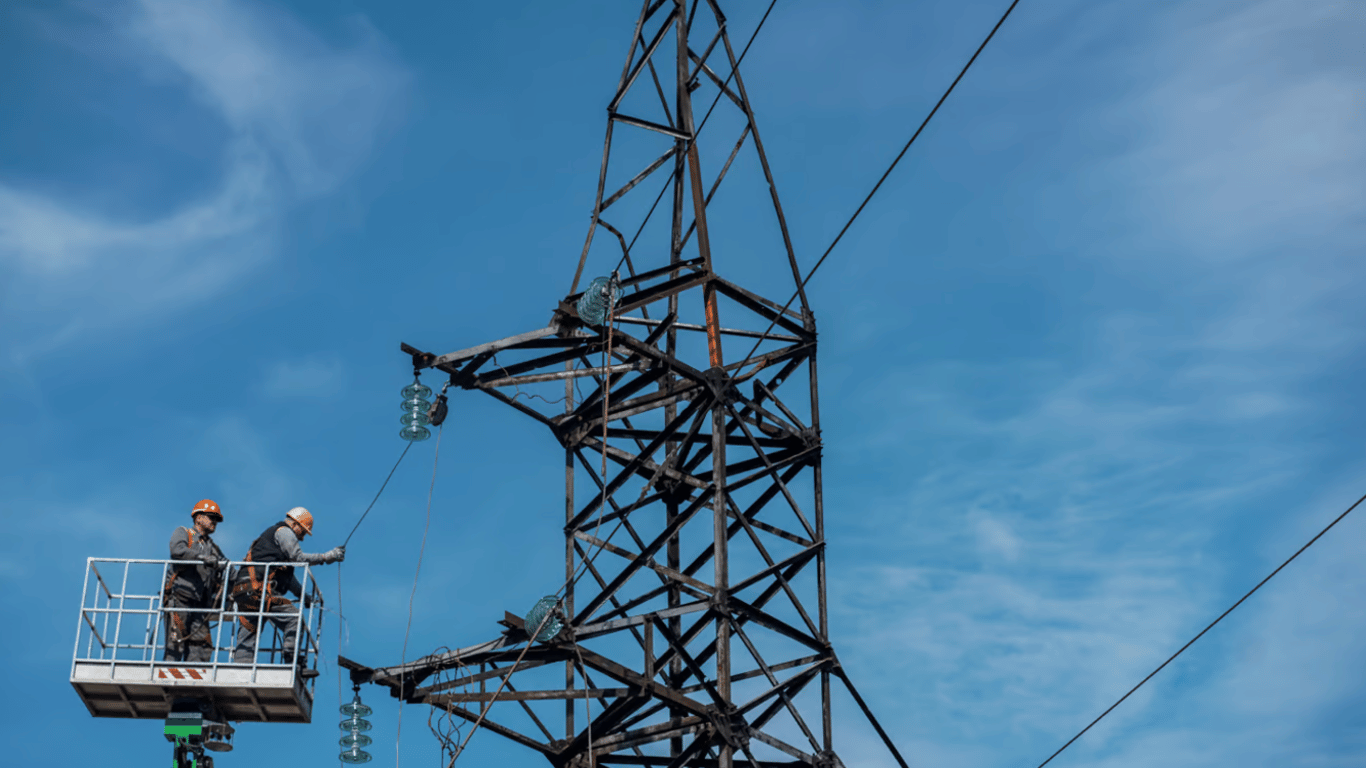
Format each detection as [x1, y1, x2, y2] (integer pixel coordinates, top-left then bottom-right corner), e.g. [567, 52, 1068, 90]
[702, 366, 737, 404]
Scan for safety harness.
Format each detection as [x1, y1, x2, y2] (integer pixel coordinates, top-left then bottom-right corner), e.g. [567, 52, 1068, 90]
[162, 527, 226, 642]
[231, 552, 293, 633]
[161, 526, 196, 605]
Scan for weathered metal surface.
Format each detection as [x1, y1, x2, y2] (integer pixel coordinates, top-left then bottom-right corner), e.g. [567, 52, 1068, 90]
[352, 3, 905, 766]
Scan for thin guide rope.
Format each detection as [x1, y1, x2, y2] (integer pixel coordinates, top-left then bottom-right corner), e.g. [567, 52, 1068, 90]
[395, 424, 443, 767]
[336, 441, 412, 765]
[344, 441, 413, 548]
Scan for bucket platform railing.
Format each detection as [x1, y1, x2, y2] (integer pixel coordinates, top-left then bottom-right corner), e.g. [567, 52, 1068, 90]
[70, 557, 324, 723]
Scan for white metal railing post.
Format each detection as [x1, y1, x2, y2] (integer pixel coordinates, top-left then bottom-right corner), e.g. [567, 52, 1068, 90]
[94, 562, 111, 659]
[72, 558, 93, 676]
[299, 564, 311, 680]
[109, 560, 131, 669]
[225, 560, 236, 668]
[155, 558, 169, 663]
[252, 562, 269, 680]
[308, 566, 321, 682]
[141, 599, 154, 662]
[210, 560, 227, 680]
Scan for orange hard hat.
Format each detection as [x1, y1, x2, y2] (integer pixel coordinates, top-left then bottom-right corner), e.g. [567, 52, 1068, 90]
[286, 507, 314, 536]
[192, 499, 223, 522]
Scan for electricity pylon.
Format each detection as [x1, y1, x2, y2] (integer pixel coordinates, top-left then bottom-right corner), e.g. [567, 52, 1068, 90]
[343, 3, 907, 766]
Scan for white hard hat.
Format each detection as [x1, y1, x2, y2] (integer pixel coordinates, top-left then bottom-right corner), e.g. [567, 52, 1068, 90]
[286, 507, 314, 536]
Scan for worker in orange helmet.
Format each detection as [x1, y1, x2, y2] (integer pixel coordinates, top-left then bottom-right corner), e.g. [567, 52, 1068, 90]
[163, 499, 229, 662]
[229, 506, 344, 677]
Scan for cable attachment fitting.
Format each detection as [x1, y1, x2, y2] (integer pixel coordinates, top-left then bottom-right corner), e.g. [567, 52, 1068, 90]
[427, 380, 451, 427]
[815, 751, 847, 768]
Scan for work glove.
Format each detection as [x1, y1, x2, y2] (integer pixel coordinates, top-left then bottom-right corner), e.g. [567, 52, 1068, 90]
[325, 545, 346, 564]
[201, 555, 227, 568]
[303, 594, 315, 609]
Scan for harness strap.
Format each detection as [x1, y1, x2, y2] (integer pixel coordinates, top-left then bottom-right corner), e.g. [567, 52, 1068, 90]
[244, 551, 273, 599]
[232, 584, 293, 633]
[165, 527, 203, 596]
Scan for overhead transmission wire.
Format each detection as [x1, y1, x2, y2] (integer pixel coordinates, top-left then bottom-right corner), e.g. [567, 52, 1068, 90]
[585, 0, 1013, 606]
[424, 0, 1020, 760]
[334, 440, 414, 765]
[736, 0, 1023, 370]
[337, 3, 1362, 766]
[1033, 490, 1366, 768]
[342, 441, 414, 548]
[395, 422, 444, 767]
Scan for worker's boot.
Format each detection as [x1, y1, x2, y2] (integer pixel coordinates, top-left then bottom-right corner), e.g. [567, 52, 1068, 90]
[295, 654, 319, 680]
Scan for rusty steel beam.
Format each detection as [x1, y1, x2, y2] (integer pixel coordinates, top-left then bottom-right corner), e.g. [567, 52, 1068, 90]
[354, 4, 909, 767]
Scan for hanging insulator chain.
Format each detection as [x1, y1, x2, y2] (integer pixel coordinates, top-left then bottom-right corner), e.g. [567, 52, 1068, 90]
[400, 376, 433, 442]
[339, 685, 374, 764]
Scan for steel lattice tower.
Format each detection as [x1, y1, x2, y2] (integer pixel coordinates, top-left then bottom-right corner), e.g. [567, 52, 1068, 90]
[343, 3, 906, 767]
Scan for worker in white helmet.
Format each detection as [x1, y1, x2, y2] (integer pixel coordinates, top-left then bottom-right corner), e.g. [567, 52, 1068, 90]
[228, 507, 344, 676]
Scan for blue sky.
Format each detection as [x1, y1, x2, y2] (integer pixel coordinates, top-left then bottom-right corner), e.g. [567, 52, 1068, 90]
[3, 0, 1364, 766]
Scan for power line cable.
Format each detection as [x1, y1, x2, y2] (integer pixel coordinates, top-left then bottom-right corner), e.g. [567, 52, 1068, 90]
[417, 0, 1017, 757]
[343, 441, 414, 548]
[335, 440, 414, 764]
[396, 424, 444, 767]
[736, 0, 1023, 370]
[585, 0, 1019, 586]
[1033, 490, 1366, 768]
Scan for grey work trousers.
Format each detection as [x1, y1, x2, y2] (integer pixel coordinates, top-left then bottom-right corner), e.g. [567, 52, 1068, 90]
[231, 590, 300, 664]
[163, 588, 216, 662]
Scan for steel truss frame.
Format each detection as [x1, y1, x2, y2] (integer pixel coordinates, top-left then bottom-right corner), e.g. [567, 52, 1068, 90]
[343, 3, 907, 767]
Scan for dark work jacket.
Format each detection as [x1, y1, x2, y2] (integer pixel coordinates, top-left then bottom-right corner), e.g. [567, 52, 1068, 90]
[234, 521, 296, 595]
[167, 525, 226, 597]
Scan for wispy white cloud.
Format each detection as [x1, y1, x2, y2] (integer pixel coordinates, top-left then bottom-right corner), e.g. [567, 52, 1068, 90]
[0, 137, 275, 274]
[122, 0, 407, 199]
[0, 0, 408, 354]
[259, 353, 344, 398]
[1118, 0, 1366, 258]
[829, 0, 1366, 765]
